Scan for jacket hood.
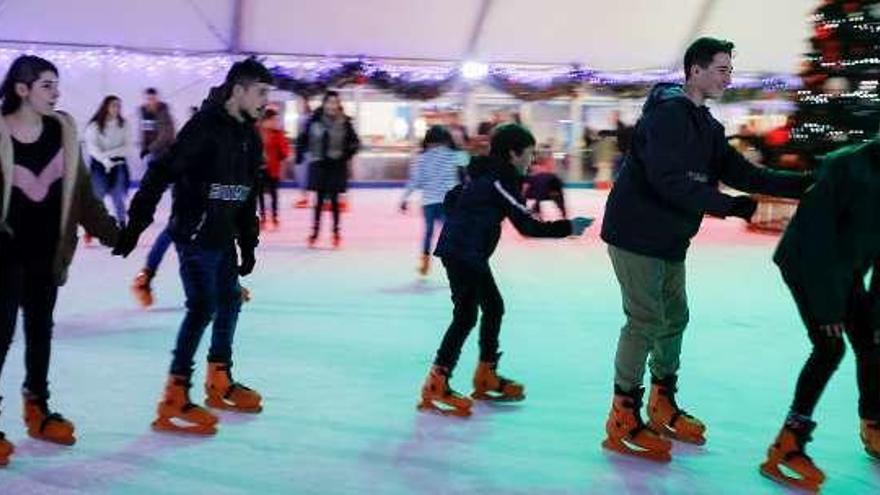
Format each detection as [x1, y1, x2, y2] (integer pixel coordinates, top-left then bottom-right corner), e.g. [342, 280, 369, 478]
[641, 83, 694, 117]
[466, 155, 519, 181]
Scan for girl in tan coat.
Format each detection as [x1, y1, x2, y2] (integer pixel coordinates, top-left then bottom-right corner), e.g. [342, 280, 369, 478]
[0, 55, 119, 466]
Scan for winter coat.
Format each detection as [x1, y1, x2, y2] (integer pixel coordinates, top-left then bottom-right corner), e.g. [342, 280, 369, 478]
[127, 104, 261, 250]
[295, 109, 360, 193]
[774, 139, 880, 326]
[601, 83, 814, 262]
[434, 155, 572, 271]
[0, 111, 119, 285]
[139, 102, 175, 158]
[260, 127, 291, 180]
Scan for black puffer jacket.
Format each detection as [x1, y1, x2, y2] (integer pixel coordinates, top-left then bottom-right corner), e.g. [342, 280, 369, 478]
[434, 155, 572, 271]
[127, 103, 261, 249]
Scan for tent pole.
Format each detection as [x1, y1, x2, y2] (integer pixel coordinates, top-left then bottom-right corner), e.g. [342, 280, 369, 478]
[672, 0, 718, 69]
[230, 0, 243, 53]
[464, 0, 494, 59]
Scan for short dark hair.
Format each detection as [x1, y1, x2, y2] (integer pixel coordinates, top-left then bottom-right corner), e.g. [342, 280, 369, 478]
[684, 37, 734, 80]
[489, 124, 536, 160]
[262, 108, 278, 119]
[1, 55, 58, 115]
[224, 57, 273, 89]
[422, 125, 454, 151]
[145, 87, 158, 95]
[322, 90, 340, 105]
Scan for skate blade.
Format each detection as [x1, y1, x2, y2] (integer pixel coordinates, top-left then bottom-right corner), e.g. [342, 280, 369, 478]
[151, 417, 218, 436]
[652, 422, 706, 446]
[417, 399, 471, 418]
[602, 437, 671, 463]
[471, 391, 525, 402]
[759, 462, 822, 493]
[27, 431, 76, 446]
[205, 397, 263, 414]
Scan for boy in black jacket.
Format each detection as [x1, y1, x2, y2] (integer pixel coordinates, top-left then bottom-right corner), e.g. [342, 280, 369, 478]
[759, 139, 880, 492]
[418, 124, 592, 417]
[113, 58, 272, 434]
[600, 38, 814, 461]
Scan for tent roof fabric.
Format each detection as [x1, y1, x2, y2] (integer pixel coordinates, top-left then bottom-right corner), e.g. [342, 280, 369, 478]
[0, 0, 815, 73]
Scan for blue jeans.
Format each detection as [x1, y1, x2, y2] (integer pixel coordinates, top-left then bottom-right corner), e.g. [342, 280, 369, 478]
[170, 242, 242, 378]
[422, 203, 445, 255]
[89, 158, 129, 223]
[145, 227, 173, 274]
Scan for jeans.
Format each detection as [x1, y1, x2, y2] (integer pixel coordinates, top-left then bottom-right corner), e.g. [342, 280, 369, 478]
[145, 227, 174, 274]
[421, 203, 445, 255]
[169, 242, 243, 378]
[89, 157, 129, 223]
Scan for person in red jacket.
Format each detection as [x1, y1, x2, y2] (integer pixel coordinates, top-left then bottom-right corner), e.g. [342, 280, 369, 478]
[259, 108, 291, 229]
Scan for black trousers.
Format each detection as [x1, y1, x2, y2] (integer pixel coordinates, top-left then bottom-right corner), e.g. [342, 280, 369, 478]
[0, 248, 58, 400]
[434, 258, 505, 372]
[258, 176, 280, 220]
[313, 190, 340, 235]
[784, 272, 880, 421]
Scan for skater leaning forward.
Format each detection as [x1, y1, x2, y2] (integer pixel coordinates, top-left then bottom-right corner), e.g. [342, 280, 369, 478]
[0, 55, 120, 465]
[599, 37, 814, 462]
[417, 124, 592, 417]
[113, 58, 272, 435]
[759, 139, 880, 492]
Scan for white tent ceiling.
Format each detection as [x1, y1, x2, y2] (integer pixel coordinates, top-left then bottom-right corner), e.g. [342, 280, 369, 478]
[0, 0, 816, 73]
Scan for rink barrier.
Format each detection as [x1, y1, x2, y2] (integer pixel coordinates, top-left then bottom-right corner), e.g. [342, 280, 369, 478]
[128, 180, 598, 189]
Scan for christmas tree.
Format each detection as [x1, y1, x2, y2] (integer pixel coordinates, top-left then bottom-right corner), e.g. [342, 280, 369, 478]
[788, 0, 880, 166]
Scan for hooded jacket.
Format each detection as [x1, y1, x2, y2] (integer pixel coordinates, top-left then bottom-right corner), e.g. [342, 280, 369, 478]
[127, 101, 261, 250]
[601, 83, 813, 262]
[0, 111, 118, 285]
[434, 155, 572, 271]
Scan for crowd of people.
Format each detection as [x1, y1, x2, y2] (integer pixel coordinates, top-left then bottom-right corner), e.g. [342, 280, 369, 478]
[0, 36, 877, 494]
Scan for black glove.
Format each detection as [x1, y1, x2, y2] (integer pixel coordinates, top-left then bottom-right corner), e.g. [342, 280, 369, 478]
[112, 224, 142, 257]
[728, 196, 757, 221]
[238, 245, 256, 276]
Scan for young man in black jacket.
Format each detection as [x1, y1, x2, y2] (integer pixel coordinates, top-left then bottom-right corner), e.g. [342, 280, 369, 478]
[759, 139, 880, 492]
[417, 124, 592, 417]
[599, 38, 814, 461]
[113, 58, 272, 434]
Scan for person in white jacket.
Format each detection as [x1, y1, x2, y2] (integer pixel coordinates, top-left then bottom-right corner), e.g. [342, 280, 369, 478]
[84, 95, 130, 223]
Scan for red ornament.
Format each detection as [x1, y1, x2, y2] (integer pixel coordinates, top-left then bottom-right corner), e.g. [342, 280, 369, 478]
[815, 23, 834, 40]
